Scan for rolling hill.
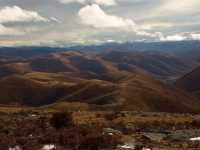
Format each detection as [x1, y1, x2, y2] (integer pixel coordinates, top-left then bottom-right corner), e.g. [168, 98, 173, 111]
[0, 75, 70, 106]
[176, 66, 200, 93]
[0, 72, 199, 113]
[0, 49, 199, 113]
[116, 74, 200, 113]
[1, 50, 195, 80]
[100, 51, 196, 80]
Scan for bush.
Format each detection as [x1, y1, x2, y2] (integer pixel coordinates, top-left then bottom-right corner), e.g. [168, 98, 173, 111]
[50, 112, 73, 129]
[52, 125, 122, 149]
[79, 133, 122, 150]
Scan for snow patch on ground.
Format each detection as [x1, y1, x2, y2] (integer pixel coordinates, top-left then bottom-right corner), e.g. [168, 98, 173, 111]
[9, 146, 21, 150]
[190, 137, 200, 141]
[119, 143, 135, 149]
[9, 144, 56, 150]
[42, 144, 56, 150]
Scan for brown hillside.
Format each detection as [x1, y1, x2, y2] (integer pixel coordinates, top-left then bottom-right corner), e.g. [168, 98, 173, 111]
[116, 74, 200, 113]
[176, 66, 200, 92]
[0, 68, 199, 113]
[0, 75, 73, 106]
[0, 51, 199, 113]
[100, 51, 195, 79]
[56, 73, 200, 113]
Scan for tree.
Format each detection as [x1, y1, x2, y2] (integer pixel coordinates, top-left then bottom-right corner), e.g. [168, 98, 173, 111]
[50, 112, 73, 129]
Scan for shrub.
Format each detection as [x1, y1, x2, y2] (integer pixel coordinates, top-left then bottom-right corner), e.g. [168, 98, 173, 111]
[134, 144, 144, 150]
[0, 134, 11, 150]
[53, 125, 122, 149]
[50, 112, 73, 129]
[79, 134, 103, 150]
[79, 133, 122, 150]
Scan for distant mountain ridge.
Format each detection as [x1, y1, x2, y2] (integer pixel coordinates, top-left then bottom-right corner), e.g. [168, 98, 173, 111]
[1, 40, 200, 60]
[0, 50, 196, 80]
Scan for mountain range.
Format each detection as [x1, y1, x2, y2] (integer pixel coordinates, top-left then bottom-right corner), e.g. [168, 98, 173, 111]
[0, 41, 200, 113]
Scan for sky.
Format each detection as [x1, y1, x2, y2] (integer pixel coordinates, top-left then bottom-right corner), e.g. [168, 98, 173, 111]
[0, 0, 200, 46]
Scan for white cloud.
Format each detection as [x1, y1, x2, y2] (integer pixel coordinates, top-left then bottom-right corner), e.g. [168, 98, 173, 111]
[58, 0, 116, 6]
[93, 0, 116, 6]
[50, 17, 62, 23]
[136, 32, 189, 42]
[78, 4, 136, 29]
[191, 33, 200, 40]
[0, 6, 48, 23]
[161, 34, 187, 41]
[155, 0, 200, 17]
[0, 24, 24, 35]
[140, 22, 173, 30]
[163, 0, 200, 13]
[58, 0, 85, 4]
[78, 4, 169, 40]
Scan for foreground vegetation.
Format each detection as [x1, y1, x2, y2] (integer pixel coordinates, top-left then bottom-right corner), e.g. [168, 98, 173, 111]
[0, 108, 200, 150]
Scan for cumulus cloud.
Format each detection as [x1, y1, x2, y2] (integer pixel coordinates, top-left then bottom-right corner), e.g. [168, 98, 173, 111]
[0, 24, 24, 35]
[58, 0, 85, 4]
[0, 6, 48, 23]
[191, 33, 200, 40]
[92, 0, 116, 6]
[156, 33, 200, 41]
[78, 4, 136, 29]
[50, 17, 62, 23]
[0, 6, 52, 36]
[58, 0, 116, 6]
[1, 0, 199, 44]
[78, 4, 170, 41]
[155, 0, 200, 17]
[160, 34, 187, 41]
[165, 0, 200, 13]
[140, 22, 173, 30]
